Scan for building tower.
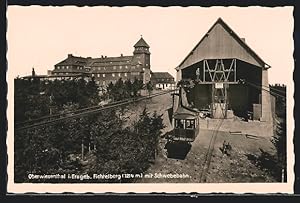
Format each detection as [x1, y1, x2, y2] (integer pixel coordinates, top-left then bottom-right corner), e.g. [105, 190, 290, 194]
[133, 36, 151, 84]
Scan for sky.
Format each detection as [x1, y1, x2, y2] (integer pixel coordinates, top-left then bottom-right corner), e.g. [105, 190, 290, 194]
[7, 6, 294, 84]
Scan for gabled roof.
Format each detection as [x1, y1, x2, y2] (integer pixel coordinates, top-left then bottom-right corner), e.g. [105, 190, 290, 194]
[55, 55, 88, 66]
[134, 37, 150, 48]
[151, 72, 174, 79]
[177, 18, 270, 70]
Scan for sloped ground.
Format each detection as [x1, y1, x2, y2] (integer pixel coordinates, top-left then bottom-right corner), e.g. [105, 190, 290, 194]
[132, 92, 277, 183]
[137, 128, 276, 183]
[124, 90, 173, 133]
[89, 90, 277, 183]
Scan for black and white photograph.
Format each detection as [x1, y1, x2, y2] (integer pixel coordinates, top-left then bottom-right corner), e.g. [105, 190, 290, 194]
[6, 6, 294, 193]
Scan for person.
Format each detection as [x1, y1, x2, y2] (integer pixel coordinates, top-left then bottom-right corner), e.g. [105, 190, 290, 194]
[196, 67, 200, 80]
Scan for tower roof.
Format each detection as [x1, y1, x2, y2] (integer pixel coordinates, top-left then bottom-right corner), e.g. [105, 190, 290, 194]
[134, 37, 150, 48]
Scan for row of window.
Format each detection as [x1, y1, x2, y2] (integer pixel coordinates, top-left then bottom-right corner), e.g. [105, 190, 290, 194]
[91, 72, 138, 78]
[175, 119, 195, 129]
[135, 47, 149, 51]
[56, 66, 84, 70]
[92, 65, 134, 71]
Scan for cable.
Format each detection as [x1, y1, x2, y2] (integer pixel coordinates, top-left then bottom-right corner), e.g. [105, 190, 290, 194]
[15, 95, 142, 126]
[199, 116, 225, 182]
[249, 81, 286, 94]
[245, 81, 286, 99]
[15, 89, 176, 131]
[16, 90, 176, 126]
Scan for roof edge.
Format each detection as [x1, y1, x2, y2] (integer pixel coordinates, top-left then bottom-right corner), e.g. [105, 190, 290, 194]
[177, 17, 269, 70]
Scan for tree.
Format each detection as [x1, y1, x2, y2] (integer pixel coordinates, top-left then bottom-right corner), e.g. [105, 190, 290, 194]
[146, 81, 153, 96]
[132, 78, 143, 97]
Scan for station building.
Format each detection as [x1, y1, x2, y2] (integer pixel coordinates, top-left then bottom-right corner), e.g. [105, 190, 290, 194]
[175, 18, 273, 122]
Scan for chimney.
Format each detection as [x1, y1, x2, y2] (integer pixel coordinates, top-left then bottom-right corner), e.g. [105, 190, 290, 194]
[105, 56, 107, 58]
[68, 54, 73, 58]
[121, 53, 123, 57]
[32, 67, 36, 77]
[87, 57, 92, 59]
[241, 38, 246, 43]
[101, 55, 104, 59]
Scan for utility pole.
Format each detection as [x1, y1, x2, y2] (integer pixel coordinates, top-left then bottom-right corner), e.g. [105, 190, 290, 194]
[81, 139, 84, 160]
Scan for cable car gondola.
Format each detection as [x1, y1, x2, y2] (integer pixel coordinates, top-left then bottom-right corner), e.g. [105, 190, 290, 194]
[170, 86, 199, 143]
[172, 106, 199, 142]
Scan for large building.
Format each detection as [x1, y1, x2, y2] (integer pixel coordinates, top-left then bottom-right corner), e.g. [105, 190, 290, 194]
[50, 37, 151, 86]
[175, 18, 273, 122]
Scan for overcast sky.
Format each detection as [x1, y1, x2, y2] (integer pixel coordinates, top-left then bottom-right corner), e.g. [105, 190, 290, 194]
[7, 6, 293, 84]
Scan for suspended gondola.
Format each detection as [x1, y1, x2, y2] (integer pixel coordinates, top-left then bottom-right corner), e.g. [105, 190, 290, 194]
[169, 86, 199, 143]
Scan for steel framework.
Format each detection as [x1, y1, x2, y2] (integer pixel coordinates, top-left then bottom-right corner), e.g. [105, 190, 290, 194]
[198, 59, 237, 118]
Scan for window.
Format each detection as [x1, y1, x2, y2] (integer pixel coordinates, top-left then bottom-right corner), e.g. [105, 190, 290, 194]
[98, 67, 101, 71]
[175, 119, 184, 129]
[57, 66, 60, 69]
[103, 74, 105, 77]
[62, 66, 64, 69]
[186, 120, 195, 129]
[131, 72, 139, 76]
[103, 81, 106, 85]
[112, 73, 115, 77]
[66, 66, 69, 69]
[118, 73, 121, 77]
[113, 66, 116, 70]
[125, 65, 128, 69]
[124, 73, 127, 77]
[92, 74, 95, 77]
[119, 65, 122, 69]
[97, 74, 100, 77]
